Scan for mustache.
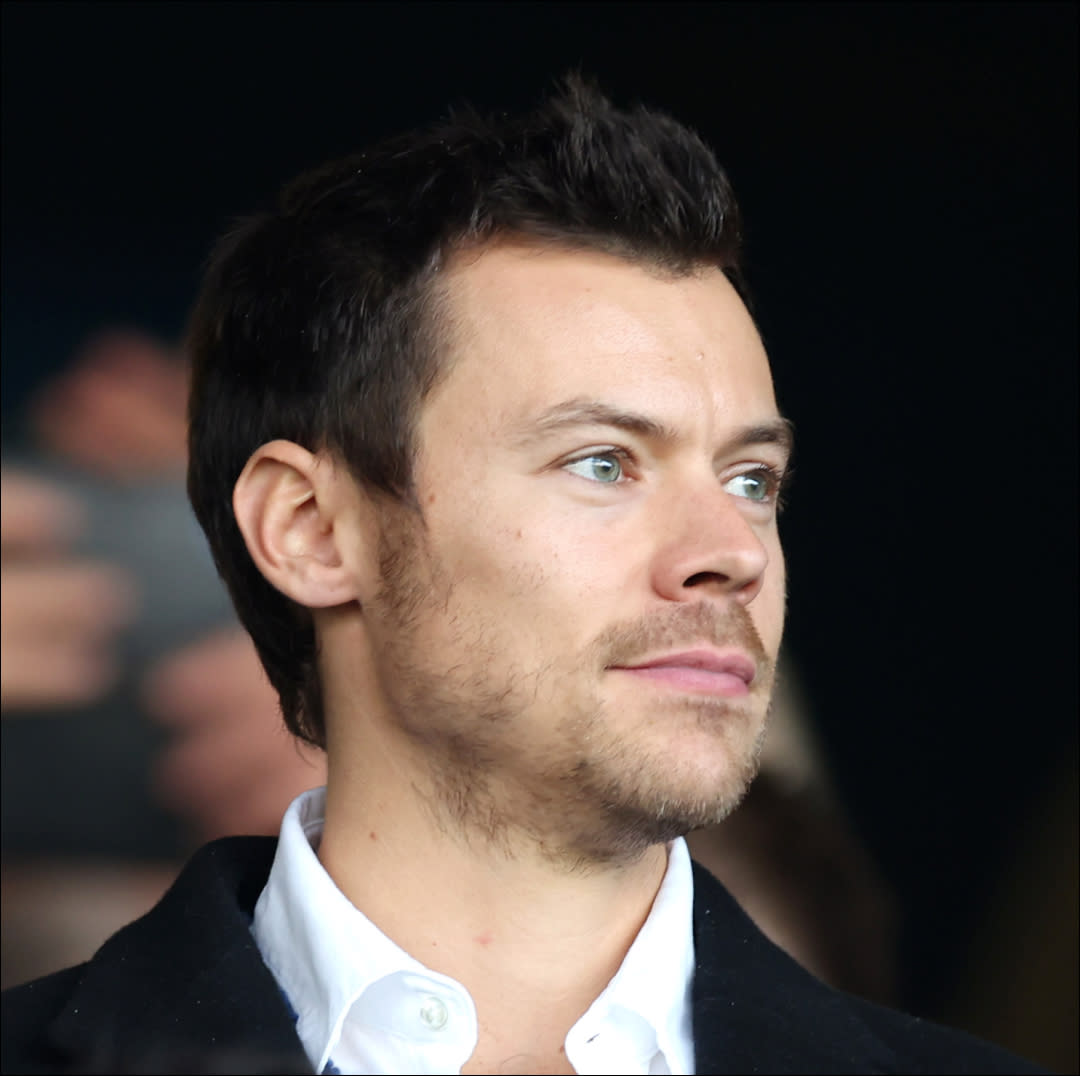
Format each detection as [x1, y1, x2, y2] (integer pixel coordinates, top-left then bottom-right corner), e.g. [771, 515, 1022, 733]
[593, 602, 772, 679]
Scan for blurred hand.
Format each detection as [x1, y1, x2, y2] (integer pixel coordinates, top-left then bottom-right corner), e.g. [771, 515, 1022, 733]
[1, 470, 137, 710]
[143, 628, 326, 842]
[30, 329, 189, 480]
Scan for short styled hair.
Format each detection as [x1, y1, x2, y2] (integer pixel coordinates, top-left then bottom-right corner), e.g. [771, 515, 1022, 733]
[187, 74, 746, 748]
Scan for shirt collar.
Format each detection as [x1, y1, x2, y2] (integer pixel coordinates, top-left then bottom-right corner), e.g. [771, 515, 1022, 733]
[253, 787, 696, 1075]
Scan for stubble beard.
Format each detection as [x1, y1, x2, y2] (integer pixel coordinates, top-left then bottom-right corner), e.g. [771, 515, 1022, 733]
[370, 509, 776, 869]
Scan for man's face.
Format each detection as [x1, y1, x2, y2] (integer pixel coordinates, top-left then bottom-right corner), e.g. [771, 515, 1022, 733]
[355, 243, 789, 864]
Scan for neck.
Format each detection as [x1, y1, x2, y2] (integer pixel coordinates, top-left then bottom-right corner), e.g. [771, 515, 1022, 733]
[317, 749, 669, 1063]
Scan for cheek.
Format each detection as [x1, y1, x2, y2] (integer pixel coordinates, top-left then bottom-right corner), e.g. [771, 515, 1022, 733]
[436, 518, 619, 665]
[461, 548, 585, 634]
[437, 487, 608, 594]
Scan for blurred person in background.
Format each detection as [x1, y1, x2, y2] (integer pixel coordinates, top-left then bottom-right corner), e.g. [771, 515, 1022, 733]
[0, 329, 326, 990]
[1, 331, 194, 989]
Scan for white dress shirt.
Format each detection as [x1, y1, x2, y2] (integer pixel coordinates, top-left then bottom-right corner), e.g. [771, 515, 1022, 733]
[253, 788, 697, 1075]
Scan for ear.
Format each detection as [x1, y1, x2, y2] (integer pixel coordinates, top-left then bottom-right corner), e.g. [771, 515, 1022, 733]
[233, 440, 359, 609]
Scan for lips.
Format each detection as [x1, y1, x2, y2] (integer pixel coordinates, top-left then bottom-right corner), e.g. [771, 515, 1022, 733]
[610, 648, 756, 698]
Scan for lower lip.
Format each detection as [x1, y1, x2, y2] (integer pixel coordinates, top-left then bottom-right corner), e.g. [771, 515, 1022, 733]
[613, 666, 751, 698]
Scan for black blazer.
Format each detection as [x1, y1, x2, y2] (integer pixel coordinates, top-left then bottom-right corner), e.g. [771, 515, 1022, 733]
[1, 837, 1046, 1074]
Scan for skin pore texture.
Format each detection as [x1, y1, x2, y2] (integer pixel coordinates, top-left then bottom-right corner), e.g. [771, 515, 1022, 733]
[237, 242, 789, 1073]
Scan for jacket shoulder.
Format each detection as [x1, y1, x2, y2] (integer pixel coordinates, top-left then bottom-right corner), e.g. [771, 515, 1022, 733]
[689, 861, 1051, 1074]
[2, 965, 88, 1074]
[845, 993, 1052, 1074]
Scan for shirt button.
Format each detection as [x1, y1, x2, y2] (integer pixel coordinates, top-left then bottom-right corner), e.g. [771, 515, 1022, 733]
[419, 994, 449, 1031]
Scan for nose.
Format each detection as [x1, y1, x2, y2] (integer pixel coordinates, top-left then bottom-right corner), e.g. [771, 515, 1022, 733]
[650, 480, 771, 605]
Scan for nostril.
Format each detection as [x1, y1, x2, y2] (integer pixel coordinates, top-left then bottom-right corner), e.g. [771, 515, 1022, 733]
[683, 571, 728, 588]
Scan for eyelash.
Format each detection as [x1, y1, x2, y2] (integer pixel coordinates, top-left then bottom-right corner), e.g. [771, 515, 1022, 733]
[774, 465, 794, 513]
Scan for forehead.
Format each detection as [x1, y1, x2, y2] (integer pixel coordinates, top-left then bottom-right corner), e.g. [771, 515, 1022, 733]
[428, 242, 779, 440]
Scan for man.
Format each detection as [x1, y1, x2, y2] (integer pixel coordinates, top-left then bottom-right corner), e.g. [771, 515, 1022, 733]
[1, 77, 1046, 1075]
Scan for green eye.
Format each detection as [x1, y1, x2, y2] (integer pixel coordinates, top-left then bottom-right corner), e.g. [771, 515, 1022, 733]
[565, 453, 624, 483]
[725, 470, 773, 502]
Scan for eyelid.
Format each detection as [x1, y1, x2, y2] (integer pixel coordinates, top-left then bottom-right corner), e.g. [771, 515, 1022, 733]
[561, 445, 635, 466]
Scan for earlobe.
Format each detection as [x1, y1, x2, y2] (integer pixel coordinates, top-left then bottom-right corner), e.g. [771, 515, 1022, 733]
[233, 440, 360, 609]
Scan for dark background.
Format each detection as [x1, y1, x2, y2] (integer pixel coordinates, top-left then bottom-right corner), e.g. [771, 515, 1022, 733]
[3, 1, 1076, 1065]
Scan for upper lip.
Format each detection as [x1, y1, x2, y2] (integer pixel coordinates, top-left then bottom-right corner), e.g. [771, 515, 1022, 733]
[613, 648, 756, 685]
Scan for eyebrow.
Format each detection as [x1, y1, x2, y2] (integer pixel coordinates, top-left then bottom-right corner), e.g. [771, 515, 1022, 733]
[513, 399, 795, 459]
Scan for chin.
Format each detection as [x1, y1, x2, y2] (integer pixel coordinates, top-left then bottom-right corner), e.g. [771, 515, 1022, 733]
[560, 741, 762, 866]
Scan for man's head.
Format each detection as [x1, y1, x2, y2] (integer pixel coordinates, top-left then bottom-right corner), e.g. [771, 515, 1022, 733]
[187, 77, 790, 860]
